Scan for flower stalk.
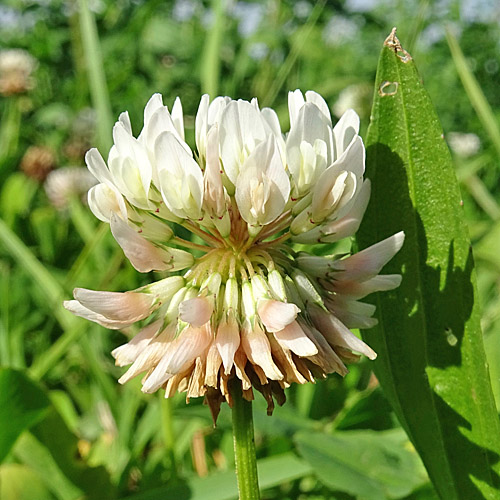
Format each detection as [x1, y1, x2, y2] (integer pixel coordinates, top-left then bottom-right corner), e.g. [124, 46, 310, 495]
[231, 379, 260, 500]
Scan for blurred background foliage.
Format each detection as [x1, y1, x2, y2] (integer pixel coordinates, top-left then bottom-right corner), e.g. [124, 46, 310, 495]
[0, 0, 499, 499]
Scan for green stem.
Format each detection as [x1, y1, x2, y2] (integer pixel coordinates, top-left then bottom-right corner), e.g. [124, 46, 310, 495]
[160, 394, 178, 478]
[78, 0, 113, 154]
[231, 380, 260, 500]
[0, 97, 21, 164]
[201, 0, 225, 97]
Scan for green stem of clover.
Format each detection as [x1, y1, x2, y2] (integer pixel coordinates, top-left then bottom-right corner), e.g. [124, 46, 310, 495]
[231, 379, 261, 500]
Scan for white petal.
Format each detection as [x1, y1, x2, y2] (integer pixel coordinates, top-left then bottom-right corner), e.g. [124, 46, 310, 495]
[119, 111, 132, 134]
[273, 321, 318, 357]
[142, 325, 212, 392]
[235, 136, 289, 227]
[257, 299, 300, 333]
[87, 182, 128, 222]
[241, 322, 283, 380]
[309, 306, 377, 359]
[155, 132, 203, 219]
[144, 93, 164, 126]
[110, 122, 153, 208]
[171, 97, 185, 140]
[311, 136, 365, 221]
[73, 287, 155, 321]
[179, 296, 214, 327]
[63, 300, 132, 329]
[85, 148, 113, 184]
[111, 320, 163, 366]
[324, 274, 402, 299]
[333, 109, 360, 160]
[300, 322, 348, 375]
[203, 125, 226, 216]
[305, 90, 332, 126]
[216, 316, 240, 374]
[118, 326, 176, 384]
[288, 89, 305, 129]
[195, 94, 210, 158]
[332, 231, 405, 280]
[219, 100, 267, 185]
[287, 102, 334, 181]
[110, 214, 193, 272]
[319, 179, 370, 243]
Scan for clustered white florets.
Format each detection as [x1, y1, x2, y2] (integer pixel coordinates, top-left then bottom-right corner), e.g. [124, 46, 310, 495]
[0, 48, 37, 96]
[64, 90, 404, 419]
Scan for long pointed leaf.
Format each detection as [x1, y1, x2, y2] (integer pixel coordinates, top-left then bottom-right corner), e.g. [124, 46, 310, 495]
[357, 29, 500, 500]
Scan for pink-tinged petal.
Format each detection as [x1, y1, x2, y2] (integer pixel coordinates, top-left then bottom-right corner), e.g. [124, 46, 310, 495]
[322, 274, 402, 299]
[118, 326, 176, 384]
[332, 231, 405, 281]
[142, 325, 212, 393]
[325, 296, 377, 329]
[309, 305, 377, 360]
[273, 321, 318, 357]
[205, 342, 222, 387]
[179, 296, 214, 327]
[216, 315, 240, 374]
[257, 299, 300, 333]
[241, 322, 283, 381]
[111, 320, 163, 366]
[300, 321, 348, 375]
[63, 300, 132, 329]
[73, 287, 155, 322]
[110, 214, 193, 272]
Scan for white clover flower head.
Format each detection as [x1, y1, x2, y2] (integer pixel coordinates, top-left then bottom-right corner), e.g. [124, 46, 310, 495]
[0, 48, 37, 96]
[44, 167, 98, 211]
[447, 132, 481, 158]
[64, 90, 404, 421]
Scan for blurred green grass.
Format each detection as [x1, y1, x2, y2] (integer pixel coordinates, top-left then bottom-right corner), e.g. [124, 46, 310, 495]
[0, 0, 499, 499]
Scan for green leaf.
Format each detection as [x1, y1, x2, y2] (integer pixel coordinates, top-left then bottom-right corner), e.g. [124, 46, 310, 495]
[0, 368, 50, 463]
[13, 433, 84, 500]
[0, 463, 55, 500]
[295, 429, 428, 500]
[123, 452, 313, 500]
[356, 29, 500, 499]
[27, 407, 117, 500]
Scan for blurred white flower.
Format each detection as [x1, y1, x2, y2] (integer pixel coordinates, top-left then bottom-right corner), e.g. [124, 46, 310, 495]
[332, 83, 372, 119]
[172, 0, 197, 22]
[64, 90, 404, 420]
[447, 132, 481, 158]
[44, 167, 98, 210]
[322, 16, 359, 47]
[0, 48, 37, 96]
[232, 2, 264, 38]
[20, 145, 55, 182]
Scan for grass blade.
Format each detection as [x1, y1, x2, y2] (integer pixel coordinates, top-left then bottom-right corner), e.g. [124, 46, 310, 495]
[446, 27, 500, 159]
